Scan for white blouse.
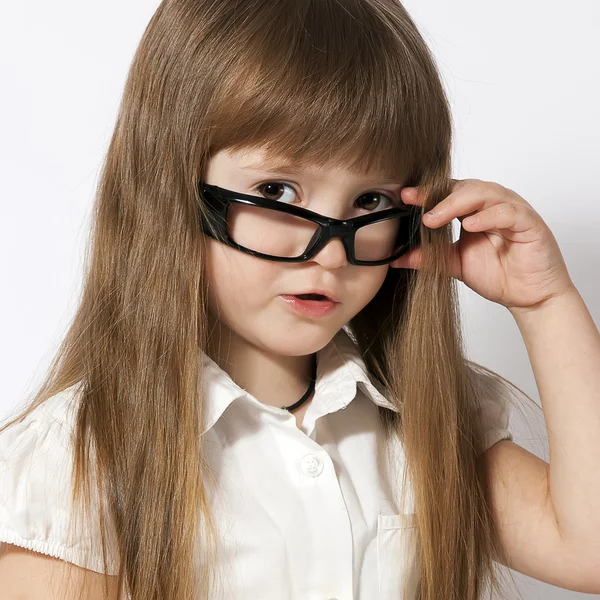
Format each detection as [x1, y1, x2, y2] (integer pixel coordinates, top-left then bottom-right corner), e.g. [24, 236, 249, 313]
[0, 326, 512, 599]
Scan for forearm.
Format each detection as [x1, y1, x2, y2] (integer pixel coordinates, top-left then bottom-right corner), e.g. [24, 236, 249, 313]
[509, 285, 600, 544]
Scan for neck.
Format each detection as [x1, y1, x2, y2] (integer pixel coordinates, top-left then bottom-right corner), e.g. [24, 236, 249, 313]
[206, 313, 315, 409]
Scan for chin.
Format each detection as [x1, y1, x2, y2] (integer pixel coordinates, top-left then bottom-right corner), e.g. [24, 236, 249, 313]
[252, 327, 337, 357]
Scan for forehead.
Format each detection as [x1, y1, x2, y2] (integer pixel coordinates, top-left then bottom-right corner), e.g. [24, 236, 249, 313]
[216, 147, 403, 185]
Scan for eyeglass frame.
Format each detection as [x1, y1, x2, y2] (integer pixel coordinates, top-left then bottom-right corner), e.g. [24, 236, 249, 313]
[198, 181, 422, 266]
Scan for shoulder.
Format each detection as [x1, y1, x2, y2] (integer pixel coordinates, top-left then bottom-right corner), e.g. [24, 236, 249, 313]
[465, 362, 514, 452]
[0, 383, 119, 575]
[0, 383, 82, 480]
[0, 383, 82, 490]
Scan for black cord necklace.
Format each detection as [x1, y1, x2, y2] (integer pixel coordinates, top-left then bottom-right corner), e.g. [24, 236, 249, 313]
[281, 354, 317, 412]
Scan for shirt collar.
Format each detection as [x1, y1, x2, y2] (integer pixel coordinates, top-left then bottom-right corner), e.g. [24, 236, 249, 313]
[200, 325, 398, 435]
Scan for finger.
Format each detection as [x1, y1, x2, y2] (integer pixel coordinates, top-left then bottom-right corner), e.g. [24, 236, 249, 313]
[447, 238, 464, 281]
[390, 243, 463, 281]
[450, 178, 472, 190]
[399, 187, 426, 206]
[400, 178, 467, 207]
[457, 210, 479, 224]
[423, 181, 507, 228]
[461, 202, 535, 233]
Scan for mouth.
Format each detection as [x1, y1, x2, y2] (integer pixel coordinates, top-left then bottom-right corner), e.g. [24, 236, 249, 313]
[286, 290, 340, 303]
[294, 293, 329, 301]
[279, 294, 339, 317]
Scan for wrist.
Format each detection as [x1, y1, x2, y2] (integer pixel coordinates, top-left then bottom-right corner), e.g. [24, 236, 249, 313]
[507, 281, 578, 320]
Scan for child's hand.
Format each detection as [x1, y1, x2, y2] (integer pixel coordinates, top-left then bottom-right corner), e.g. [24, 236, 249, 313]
[390, 179, 575, 311]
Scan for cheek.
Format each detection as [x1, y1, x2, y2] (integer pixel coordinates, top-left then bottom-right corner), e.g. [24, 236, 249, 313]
[354, 266, 389, 304]
[205, 239, 280, 314]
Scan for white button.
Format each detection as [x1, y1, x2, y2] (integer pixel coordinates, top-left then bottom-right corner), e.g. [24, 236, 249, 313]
[300, 453, 324, 477]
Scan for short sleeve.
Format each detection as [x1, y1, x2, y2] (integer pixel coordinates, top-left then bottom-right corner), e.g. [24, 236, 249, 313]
[467, 364, 514, 453]
[0, 385, 120, 575]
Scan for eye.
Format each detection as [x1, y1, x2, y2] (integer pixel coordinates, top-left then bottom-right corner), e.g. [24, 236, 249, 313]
[355, 192, 394, 212]
[253, 181, 397, 212]
[254, 182, 297, 204]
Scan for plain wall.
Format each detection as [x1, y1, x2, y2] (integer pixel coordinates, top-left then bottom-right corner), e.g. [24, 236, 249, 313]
[1, 1, 599, 598]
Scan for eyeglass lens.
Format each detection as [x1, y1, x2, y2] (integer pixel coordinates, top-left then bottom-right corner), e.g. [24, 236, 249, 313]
[227, 203, 403, 262]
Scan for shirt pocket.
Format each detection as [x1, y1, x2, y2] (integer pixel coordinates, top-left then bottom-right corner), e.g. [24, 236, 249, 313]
[377, 513, 418, 600]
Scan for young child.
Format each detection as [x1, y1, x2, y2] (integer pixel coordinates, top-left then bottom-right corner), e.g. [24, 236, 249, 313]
[1, 1, 599, 599]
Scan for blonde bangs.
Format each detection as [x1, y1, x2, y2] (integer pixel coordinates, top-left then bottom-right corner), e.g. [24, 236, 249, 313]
[201, 0, 450, 182]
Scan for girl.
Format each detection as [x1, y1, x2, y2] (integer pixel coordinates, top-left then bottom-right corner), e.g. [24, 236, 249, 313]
[1, 1, 599, 599]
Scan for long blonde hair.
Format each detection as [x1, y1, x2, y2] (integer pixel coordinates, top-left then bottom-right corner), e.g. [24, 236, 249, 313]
[1, 0, 543, 598]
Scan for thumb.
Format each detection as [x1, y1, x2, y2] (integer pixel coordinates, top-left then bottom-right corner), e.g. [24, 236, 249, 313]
[389, 246, 422, 270]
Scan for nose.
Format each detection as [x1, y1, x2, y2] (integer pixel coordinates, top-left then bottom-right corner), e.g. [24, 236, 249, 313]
[310, 236, 348, 269]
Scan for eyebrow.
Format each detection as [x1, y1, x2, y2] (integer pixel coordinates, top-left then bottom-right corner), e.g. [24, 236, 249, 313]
[239, 162, 404, 185]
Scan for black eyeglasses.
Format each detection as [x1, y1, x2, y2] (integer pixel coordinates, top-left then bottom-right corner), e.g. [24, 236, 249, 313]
[198, 181, 421, 266]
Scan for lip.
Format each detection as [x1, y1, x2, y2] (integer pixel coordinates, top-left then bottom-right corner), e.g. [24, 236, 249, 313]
[286, 289, 340, 303]
[280, 295, 339, 318]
